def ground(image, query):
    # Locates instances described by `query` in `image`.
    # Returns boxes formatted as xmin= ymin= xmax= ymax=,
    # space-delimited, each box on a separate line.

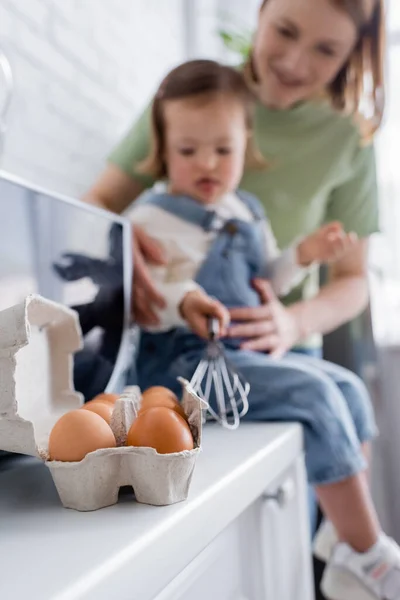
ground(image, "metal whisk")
xmin=190 ymin=318 xmax=250 ymax=430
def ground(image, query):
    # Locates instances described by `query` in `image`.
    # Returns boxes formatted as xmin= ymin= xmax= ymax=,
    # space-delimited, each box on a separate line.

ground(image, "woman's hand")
xmin=180 ymin=289 xmax=230 ymax=340
xmin=228 ymin=280 xmax=302 ymax=358
xmin=132 ymin=226 xmax=167 ymax=326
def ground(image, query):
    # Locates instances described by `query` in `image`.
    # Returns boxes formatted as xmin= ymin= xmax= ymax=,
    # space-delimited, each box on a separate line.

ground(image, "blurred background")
xmin=0 ymin=0 xmax=399 ymax=305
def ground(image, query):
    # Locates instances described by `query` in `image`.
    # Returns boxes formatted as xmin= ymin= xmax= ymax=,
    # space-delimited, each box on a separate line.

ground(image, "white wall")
xmin=0 ymin=0 xmax=186 ymax=198
xmin=188 ymin=0 xmax=260 ymax=65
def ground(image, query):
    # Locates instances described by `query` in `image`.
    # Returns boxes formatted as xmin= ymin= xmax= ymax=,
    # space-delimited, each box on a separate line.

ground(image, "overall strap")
xmin=136 ymin=190 xmax=222 ymax=231
xmin=236 ymin=189 xmax=266 ymax=221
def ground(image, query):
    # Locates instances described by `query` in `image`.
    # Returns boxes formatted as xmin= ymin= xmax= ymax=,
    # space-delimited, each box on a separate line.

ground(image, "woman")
xmin=84 ymin=0 xmax=382 ymax=362
xmin=84 ymin=2 xmax=398 ymax=599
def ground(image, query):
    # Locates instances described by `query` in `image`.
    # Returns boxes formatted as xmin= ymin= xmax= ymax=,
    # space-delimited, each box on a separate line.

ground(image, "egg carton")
xmin=0 ymin=294 xmax=205 ymax=511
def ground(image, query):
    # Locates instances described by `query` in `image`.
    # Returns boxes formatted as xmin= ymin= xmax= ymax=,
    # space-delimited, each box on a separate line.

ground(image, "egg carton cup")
xmin=0 ymin=294 xmax=206 ymax=511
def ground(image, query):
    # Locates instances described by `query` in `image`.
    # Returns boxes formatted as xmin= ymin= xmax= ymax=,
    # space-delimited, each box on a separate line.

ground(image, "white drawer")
xmin=154 ymin=519 xmax=248 ymax=600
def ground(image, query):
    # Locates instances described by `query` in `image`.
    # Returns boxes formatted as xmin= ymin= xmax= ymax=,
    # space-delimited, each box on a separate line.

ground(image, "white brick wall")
xmin=0 ymin=0 xmax=186 ymax=198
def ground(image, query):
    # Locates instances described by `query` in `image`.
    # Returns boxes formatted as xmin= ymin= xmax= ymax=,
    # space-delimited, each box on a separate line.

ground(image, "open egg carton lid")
xmin=0 ymin=294 xmax=207 ymax=510
xmin=0 ymin=294 xmax=84 ymax=458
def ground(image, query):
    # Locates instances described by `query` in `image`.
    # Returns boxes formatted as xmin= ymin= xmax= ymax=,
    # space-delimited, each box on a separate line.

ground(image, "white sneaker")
xmin=321 ymin=534 xmax=400 ymax=600
xmin=314 ymin=520 xmax=338 ymax=562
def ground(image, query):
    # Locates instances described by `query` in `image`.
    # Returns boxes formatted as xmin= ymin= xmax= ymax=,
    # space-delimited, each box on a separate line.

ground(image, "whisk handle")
xmin=208 ymin=317 xmax=220 ymax=340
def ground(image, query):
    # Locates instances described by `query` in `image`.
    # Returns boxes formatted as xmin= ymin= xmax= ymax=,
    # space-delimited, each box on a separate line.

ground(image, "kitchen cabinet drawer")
xmin=154 ymin=518 xmax=248 ymax=600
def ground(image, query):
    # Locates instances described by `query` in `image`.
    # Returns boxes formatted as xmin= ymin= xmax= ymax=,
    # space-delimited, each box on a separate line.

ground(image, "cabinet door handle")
xmin=262 ymin=477 xmax=295 ymax=507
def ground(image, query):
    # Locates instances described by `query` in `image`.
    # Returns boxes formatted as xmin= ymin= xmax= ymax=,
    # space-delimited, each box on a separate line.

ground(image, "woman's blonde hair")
xmin=139 ymin=59 xmax=266 ymax=179
xmin=254 ymin=0 xmax=385 ymax=138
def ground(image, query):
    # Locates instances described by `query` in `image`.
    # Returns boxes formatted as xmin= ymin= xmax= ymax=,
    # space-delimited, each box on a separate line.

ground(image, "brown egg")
xmin=140 ymin=386 xmax=187 ymax=420
xmin=126 ymin=407 xmax=194 ymax=454
xmin=82 ymin=401 xmax=113 ymax=424
xmin=82 ymin=398 xmax=107 ymax=408
xmin=89 ymin=393 xmax=119 ymax=406
xmin=142 ymin=386 xmax=178 ymax=402
xmin=49 ymin=410 xmax=116 ymax=462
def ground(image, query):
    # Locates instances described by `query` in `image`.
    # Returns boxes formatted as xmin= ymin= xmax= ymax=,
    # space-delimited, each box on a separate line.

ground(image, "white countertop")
xmin=0 ymin=423 xmax=302 ymax=600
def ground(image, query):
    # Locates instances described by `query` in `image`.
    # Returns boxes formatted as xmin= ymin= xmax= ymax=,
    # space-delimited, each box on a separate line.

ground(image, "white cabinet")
xmin=0 ymin=424 xmax=313 ymax=600
xmin=154 ymin=520 xmax=249 ymax=600
xmin=154 ymin=456 xmax=313 ymax=600
xmin=258 ymin=457 xmax=313 ymax=600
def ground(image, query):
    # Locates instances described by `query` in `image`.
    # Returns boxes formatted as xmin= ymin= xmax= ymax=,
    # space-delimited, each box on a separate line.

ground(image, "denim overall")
xmin=135 ymin=190 xmax=376 ymax=504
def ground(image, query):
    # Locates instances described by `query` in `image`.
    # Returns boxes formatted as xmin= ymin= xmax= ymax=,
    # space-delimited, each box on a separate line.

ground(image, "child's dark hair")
xmin=139 ymin=59 xmax=266 ymax=178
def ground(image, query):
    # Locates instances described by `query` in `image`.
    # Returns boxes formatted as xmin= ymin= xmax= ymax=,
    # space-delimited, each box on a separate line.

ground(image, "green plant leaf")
xmin=217 ymin=26 xmax=253 ymax=59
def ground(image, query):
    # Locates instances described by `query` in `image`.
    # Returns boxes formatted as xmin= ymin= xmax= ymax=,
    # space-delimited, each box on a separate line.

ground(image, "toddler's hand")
xmin=180 ymin=290 xmax=230 ymax=340
xmin=297 ymin=222 xmax=358 ymax=266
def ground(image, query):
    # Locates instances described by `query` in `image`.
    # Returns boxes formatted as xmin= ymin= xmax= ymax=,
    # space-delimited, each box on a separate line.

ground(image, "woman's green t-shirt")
xmin=109 ymin=100 xmax=379 ymax=344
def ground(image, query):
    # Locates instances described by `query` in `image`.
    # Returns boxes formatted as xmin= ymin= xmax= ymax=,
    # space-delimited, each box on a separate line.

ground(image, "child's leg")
xmin=316 ymin=474 xmax=379 ymax=552
xmin=225 ymin=350 xmax=378 ymax=548
xmin=286 ymin=351 xmax=377 ymax=449
xmin=317 ymin=359 xmax=375 ymax=480
xmin=285 ymin=353 xmax=378 ymax=547
xmin=221 ymin=350 xmax=400 ymax=599
xmin=286 ymin=354 xmax=376 ymax=493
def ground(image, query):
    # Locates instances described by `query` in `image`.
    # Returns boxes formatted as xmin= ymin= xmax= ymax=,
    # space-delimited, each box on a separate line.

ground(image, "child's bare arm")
xmin=263 ymin=221 xmax=358 ymax=298
xmin=297 ymin=222 xmax=359 ymax=267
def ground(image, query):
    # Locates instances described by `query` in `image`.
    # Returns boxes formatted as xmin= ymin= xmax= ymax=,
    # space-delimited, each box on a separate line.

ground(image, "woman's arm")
xmin=228 ymin=238 xmax=369 ymax=355
xmin=289 ymin=238 xmax=369 ymax=339
xmin=229 ymin=140 xmax=377 ymax=354
xmin=83 ymin=105 xmax=154 ymax=213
